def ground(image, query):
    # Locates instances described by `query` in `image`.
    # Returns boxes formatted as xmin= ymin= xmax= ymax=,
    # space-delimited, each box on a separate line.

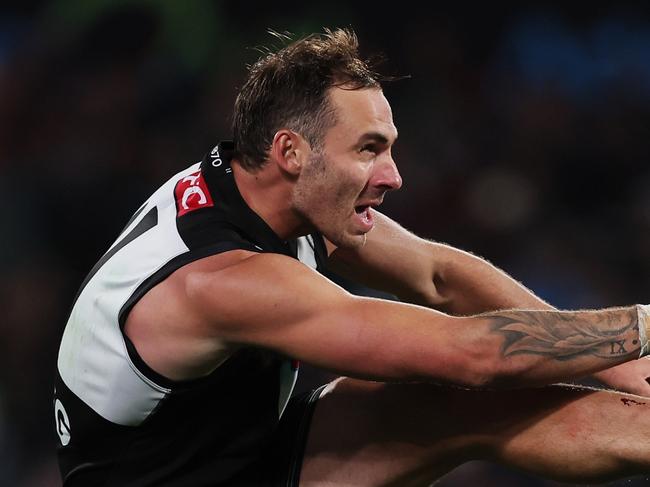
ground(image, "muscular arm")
xmin=186 ymin=252 xmax=646 ymax=389
xmin=328 ymin=210 xmax=650 ymax=393
xmin=327 ymin=210 xmax=553 ymax=315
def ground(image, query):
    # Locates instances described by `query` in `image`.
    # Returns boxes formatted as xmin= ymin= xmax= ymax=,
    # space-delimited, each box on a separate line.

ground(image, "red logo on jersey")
xmin=174 ymin=171 xmax=214 ymax=217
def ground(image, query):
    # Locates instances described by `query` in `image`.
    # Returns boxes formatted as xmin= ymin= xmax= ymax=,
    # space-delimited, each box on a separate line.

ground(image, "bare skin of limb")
xmin=131 ymin=252 xmax=645 ymax=387
xmin=328 ymin=210 xmax=650 ymax=395
xmin=300 ymin=378 xmax=650 ymax=486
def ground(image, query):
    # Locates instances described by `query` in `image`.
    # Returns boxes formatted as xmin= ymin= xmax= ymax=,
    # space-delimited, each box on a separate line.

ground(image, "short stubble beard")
xmin=292 ymin=150 xmax=364 ymax=249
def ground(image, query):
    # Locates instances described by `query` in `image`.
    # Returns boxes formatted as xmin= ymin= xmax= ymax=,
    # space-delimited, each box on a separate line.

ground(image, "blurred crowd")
xmin=1 ymin=1 xmax=649 ymax=485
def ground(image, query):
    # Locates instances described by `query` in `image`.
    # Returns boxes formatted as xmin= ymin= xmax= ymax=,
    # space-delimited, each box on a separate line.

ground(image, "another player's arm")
xmin=327 ymin=210 xmax=553 ymax=314
xmin=185 ymin=252 xmax=647 ymax=388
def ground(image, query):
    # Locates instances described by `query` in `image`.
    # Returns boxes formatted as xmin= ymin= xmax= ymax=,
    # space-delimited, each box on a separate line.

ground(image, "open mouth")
xmin=354 ymin=204 xmax=373 ymax=228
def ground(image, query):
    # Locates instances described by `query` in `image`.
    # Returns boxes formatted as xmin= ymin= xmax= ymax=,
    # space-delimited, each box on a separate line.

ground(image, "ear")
xmin=269 ymin=129 xmax=308 ymax=176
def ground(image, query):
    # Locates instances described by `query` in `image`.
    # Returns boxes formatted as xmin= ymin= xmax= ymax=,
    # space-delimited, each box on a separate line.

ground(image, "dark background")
xmin=2 ymin=1 xmax=650 ymax=485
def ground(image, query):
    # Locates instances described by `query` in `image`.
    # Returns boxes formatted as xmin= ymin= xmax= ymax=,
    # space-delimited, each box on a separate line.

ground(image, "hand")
xmin=592 ymin=358 xmax=650 ymax=397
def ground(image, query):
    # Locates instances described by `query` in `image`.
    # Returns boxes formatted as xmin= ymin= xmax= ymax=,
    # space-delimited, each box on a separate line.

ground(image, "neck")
xmin=231 ymin=160 xmax=312 ymax=240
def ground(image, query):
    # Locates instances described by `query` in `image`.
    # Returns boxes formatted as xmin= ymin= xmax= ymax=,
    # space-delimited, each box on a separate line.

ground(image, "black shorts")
xmin=266 ymin=384 xmax=327 ymax=486
xmin=269 ymin=385 xmax=326 ymax=487
xmin=201 ymin=384 xmax=327 ymax=487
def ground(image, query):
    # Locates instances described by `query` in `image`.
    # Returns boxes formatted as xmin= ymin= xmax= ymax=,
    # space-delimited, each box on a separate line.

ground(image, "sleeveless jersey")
xmin=53 ymin=141 xmax=328 ymax=486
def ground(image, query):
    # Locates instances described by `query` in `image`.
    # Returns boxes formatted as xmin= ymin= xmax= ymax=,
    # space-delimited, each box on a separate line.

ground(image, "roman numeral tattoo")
xmin=486 ymin=308 xmax=640 ymax=361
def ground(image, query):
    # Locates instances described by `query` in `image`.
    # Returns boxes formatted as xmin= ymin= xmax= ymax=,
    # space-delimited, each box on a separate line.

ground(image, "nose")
xmin=373 ymin=154 xmax=403 ymax=191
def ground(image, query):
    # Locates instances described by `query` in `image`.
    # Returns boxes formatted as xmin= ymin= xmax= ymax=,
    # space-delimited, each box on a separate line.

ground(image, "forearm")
xmin=326 ymin=212 xmax=555 ymax=313
xmin=467 ymin=306 xmax=646 ymax=388
xmin=429 ymin=243 xmax=554 ymax=315
xmin=339 ymin=300 xmax=648 ymax=389
xmin=294 ymin=294 xmax=648 ymax=388
xmin=427 ymin=244 xmax=650 ymax=388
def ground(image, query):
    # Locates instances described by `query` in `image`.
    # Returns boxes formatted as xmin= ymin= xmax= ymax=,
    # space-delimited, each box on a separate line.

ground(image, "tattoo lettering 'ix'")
xmin=488 ymin=309 xmax=640 ymax=361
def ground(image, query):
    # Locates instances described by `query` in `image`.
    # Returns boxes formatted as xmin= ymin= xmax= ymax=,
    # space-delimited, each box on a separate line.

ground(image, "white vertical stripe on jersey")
xmin=296 ymin=235 xmax=318 ymax=269
xmin=277 ymin=235 xmax=317 ymax=417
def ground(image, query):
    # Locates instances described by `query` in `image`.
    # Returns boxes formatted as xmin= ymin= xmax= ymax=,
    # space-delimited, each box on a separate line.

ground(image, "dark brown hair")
xmin=232 ymin=28 xmax=388 ymax=170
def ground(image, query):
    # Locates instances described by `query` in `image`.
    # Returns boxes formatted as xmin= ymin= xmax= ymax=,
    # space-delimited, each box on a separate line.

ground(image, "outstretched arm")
xmin=327 ymin=210 xmax=650 ymax=394
xmin=185 ymin=252 xmax=648 ymax=389
xmin=326 ymin=210 xmax=553 ymax=314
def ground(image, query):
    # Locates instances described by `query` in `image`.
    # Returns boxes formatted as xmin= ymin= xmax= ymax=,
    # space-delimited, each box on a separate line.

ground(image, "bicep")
xmin=184 ymin=253 xmax=490 ymax=384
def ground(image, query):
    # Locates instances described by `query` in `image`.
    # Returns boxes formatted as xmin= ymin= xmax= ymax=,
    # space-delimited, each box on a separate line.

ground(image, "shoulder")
xmin=182 ymin=250 xmax=325 ymax=308
xmin=144 ymin=250 xmax=323 ymax=326
xmin=124 ymin=249 xmax=309 ymax=380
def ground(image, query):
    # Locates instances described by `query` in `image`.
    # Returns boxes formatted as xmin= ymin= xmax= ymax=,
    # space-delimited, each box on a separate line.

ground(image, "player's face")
xmin=293 ymin=87 xmax=402 ymax=248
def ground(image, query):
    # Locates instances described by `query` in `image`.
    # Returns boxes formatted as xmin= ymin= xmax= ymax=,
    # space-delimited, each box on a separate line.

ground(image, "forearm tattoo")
xmin=486 ymin=308 xmax=640 ymax=361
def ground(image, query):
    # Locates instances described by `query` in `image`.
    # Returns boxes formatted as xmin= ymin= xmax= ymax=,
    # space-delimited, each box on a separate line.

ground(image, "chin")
xmin=328 ymin=230 xmax=367 ymax=250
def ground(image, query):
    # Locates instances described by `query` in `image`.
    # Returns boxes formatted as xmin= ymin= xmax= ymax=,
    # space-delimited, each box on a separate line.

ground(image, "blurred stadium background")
xmin=2 ymin=1 xmax=650 ymax=485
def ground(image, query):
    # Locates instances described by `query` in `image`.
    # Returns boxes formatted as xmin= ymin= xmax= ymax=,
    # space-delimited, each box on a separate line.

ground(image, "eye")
xmin=360 ymin=144 xmax=377 ymax=155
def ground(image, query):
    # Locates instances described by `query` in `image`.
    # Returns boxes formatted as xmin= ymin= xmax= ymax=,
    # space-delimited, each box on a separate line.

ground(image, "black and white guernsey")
xmin=54 ymin=141 xmax=328 ymax=486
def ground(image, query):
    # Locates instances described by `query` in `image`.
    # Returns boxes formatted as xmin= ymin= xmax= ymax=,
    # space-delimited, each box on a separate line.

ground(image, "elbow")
xmin=462 ymin=359 xmax=502 ymax=390
xmin=408 ymin=273 xmax=452 ymax=310
xmin=469 ymin=354 xmax=537 ymax=390
xmin=446 ymin=337 xmax=529 ymax=390
xmin=440 ymin=342 xmax=503 ymax=390
xmin=458 ymin=361 xmax=519 ymax=391
xmin=415 ymin=316 xmax=541 ymax=390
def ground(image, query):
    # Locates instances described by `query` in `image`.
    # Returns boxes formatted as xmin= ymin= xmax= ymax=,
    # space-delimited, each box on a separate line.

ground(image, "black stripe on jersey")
xmin=311 ymin=233 xmax=328 ymax=271
xmin=118 ymin=201 xmax=148 ymax=236
xmin=72 ymin=207 xmax=158 ymax=305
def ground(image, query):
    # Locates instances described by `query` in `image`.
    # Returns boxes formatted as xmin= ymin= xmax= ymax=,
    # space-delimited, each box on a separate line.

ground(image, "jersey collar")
xmin=200 ymin=141 xmax=298 ymax=258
